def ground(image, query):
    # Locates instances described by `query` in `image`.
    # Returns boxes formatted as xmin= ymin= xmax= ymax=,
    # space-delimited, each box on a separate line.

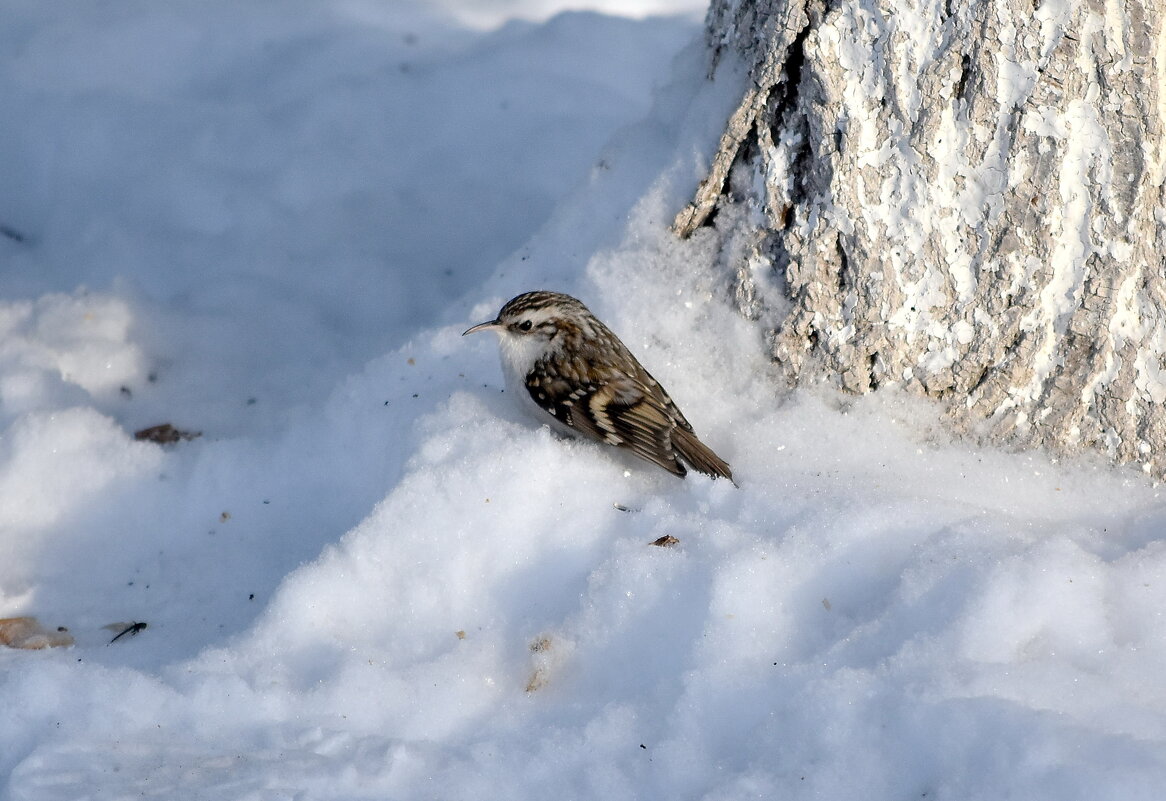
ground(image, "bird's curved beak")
xmin=462 ymin=319 xmax=501 ymax=336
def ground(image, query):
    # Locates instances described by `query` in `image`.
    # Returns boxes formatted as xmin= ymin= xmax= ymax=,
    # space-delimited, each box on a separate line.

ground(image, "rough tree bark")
xmin=677 ymin=0 xmax=1166 ymax=474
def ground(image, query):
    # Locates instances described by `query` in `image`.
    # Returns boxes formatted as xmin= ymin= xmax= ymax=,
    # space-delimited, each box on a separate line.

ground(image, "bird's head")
xmin=463 ymin=291 xmax=591 ymax=366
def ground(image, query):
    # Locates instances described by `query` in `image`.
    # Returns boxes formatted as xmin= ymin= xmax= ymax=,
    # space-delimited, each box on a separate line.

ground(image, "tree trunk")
xmin=678 ymin=0 xmax=1166 ymax=475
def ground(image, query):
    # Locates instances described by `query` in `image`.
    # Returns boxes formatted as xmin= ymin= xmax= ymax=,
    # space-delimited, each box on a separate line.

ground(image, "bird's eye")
xmin=518 ymin=320 xmax=533 ymax=332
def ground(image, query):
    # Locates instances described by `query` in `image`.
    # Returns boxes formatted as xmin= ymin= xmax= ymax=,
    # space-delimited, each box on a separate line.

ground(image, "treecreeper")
xmin=464 ymin=291 xmax=734 ymax=482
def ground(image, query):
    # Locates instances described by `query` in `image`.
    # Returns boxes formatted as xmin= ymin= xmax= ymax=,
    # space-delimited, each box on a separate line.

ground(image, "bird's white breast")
xmin=495 ymin=331 xmax=574 ymax=435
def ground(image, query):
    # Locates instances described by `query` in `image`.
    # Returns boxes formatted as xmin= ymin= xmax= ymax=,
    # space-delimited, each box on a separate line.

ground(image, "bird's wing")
xmin=525 ymin=367 xmax=687 ymax=476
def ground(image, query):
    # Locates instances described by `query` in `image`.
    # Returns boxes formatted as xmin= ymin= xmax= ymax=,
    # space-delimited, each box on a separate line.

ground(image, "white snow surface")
xmin=2 ymin=1 xmax=1166 ymax=799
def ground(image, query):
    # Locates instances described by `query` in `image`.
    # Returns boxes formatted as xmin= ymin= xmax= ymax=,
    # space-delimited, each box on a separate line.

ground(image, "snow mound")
xmin=1 ymin=2 xmax=1165 ymax=799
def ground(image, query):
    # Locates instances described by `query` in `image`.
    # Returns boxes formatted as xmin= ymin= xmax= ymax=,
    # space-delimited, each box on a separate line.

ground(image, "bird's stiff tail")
xmin=671 ymin=427 xmax=734 ymax=484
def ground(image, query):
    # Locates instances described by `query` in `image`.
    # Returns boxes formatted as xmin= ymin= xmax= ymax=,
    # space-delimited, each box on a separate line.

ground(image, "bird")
xmin=463 ymin=290 xmax=733 ymax=482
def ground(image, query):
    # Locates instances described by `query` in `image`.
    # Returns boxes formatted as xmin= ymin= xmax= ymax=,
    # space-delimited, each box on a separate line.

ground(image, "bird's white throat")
xmin=496 ymin=329 xmax=555 ymax=385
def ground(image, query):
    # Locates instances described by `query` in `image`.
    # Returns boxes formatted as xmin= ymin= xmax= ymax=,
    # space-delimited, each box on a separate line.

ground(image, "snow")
xmin=2 ymin=1 xmax=1166 ymax=799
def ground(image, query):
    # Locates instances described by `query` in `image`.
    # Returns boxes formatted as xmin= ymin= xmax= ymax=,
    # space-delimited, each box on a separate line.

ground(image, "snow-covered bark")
xmin=680 ymin=0 xmax=1166 ymax=473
